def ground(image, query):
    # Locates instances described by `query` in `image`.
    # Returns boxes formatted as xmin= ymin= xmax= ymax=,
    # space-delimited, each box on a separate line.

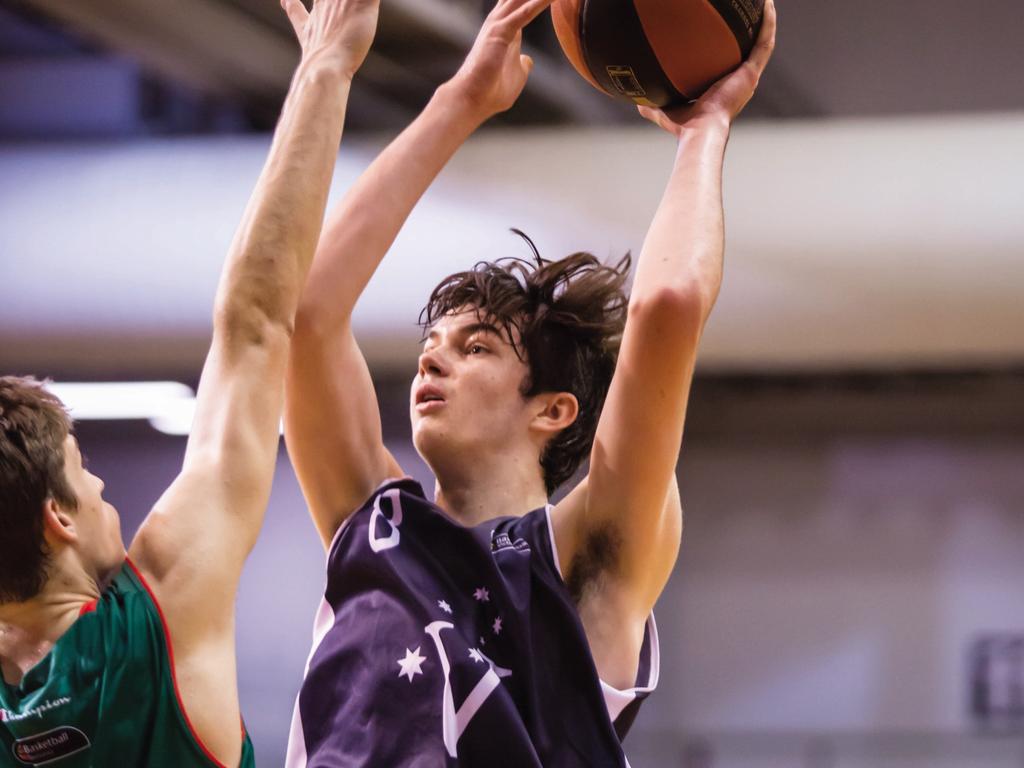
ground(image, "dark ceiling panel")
xmin=1 ymin=0 xmax=1021 ymax=138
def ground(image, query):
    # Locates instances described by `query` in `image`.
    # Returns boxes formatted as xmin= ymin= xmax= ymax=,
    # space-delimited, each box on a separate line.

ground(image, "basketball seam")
xmin=702 ymin=0 xmax=762 ymax=56
xmin=577 ymin=0 xmax=690 ymax=107
xmin=576 ymin=0 xmax=601 ymax=91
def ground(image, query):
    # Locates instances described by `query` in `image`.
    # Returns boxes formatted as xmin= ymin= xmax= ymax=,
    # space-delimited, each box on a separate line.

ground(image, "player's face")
xmin=411 ymin=308 xmax=535 ymax=470
xmin=61 ymin=436 xmax=125 ymax=586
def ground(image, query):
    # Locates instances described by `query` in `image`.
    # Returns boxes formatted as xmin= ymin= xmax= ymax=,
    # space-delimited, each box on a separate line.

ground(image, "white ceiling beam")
xmin=1 ymin=114 xmax=1021 ymax=375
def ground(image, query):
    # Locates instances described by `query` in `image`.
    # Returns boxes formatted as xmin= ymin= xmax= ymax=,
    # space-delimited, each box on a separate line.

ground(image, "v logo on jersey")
xmin=368 ymin=489 xmax=404 ymax=553
xmin=425 ymin=621 xmax=512 ymax=757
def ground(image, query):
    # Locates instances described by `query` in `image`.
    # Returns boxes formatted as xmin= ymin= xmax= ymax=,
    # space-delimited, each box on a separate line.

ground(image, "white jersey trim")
xmin=600 ymin=614 xmax=660 ymax=721
xmin=543 ymin=505 xmax=661 ymax=724
xmin=544 ymin=504 xmax=564 ymax=580
xmin=285 ymin=596 xmax=338 ymax=768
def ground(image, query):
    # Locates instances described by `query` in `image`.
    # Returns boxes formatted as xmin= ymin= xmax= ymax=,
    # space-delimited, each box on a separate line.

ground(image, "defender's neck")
xmin=0 ymin=557 xmax=100 ymax=686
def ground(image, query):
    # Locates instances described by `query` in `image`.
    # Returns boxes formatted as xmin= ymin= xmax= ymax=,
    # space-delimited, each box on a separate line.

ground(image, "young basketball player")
xmin=0 ymin=1 xmax=380 ymax=764
xmin=284 ymin=1 xmax=776 ymax=765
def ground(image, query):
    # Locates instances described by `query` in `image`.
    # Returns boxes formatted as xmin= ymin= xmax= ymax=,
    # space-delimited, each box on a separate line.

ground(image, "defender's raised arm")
xmin=126 ymin=1 xmax=379 ymax=764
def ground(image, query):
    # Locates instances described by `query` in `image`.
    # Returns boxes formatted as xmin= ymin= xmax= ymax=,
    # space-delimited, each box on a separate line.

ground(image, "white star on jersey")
xmin=473 ymin=587 xmax=490 ymax=602
xmin=492 ymin=616 xmax=503 ymax=635
xmin=438 ymin=599 xmax=453 ymax=614
xmin=468 ymin=648 xmax=485 ymax=664
xmin=397 ymin=647 xmax=426 ymax=682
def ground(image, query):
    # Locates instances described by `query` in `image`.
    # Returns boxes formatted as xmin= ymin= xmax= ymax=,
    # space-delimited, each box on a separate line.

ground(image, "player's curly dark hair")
xmin=0 ymin=376 xmax=77 ymax=603
xmin=420 ymin=230 xmax=630 ymax=494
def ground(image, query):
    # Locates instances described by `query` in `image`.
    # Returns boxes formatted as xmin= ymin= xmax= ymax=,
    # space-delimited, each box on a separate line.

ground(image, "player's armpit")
xmin=552 ymin=472 xmax=682 ymax=616
xmin=550 ymin=475 xmax=680 ymax=690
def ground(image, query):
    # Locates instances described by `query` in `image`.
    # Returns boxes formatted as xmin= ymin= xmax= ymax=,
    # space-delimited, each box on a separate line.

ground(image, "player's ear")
xmin=530 ymin=391 xmax=579 ymax=436
xmin=42 ymin=497 xmax=78 ymax=546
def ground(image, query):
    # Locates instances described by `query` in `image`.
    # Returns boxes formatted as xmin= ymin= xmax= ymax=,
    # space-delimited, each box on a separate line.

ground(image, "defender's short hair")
xmin=420 ymin=231 xmax=630 ymax=494
xmin=0 ymin=376 xmax=77 ymax=603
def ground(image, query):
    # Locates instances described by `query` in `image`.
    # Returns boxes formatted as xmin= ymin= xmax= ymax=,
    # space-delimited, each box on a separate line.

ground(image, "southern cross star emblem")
xmin=492 ymin=616 xmax=503 ymax=635
xmin=468 ymin=648 xmax=485 ymax=664
xmin=397 ymin=647 xmax=426 ymax=682
xmin=438 ymin=599 xmax=453 ymax=614
xmin=473 ymin=587 xmax=490 ymax=603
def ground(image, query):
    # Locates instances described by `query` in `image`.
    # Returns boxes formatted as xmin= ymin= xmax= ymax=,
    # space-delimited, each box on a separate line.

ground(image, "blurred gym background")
xmin=1 ymin=0 xmax=1023 ymax=765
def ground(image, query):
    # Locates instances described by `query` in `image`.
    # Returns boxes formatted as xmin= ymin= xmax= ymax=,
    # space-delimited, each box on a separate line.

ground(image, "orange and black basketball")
xmin=551 ymin=0 xmax=765 ymax=108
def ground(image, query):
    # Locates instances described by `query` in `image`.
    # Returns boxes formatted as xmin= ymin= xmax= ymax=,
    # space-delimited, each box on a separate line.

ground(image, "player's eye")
xmin=467 ymin=343 xmax=487 ymax=355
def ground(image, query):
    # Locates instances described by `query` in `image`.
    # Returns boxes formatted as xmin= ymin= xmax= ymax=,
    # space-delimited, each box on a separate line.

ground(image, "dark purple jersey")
xmin=286 ymin=477 xmax=659 ymax=767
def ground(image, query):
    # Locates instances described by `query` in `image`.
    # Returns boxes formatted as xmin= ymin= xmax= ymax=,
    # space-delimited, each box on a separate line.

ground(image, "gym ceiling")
xmin=1 ymin=0 xmax=1021 ymax=138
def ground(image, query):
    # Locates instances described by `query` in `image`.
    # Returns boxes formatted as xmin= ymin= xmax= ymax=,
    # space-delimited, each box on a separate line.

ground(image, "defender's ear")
xmin=530 ymin=392 xmax=579 ymax=436
xmin=42 ymin=498 xmax=77 ymax=546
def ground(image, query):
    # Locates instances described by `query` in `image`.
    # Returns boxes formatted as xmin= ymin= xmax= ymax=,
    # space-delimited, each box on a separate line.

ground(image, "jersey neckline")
xmin=327 ymin=475 xmax=550 ymax=556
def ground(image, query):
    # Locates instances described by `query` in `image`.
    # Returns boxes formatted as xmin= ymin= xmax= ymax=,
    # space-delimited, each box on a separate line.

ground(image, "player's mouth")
xmin=414 ymin=383 xmax=447 ymax=414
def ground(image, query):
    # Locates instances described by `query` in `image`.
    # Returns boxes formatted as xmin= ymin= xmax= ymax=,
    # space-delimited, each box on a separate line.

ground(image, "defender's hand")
xmin=638 ymin=0 xmax=776 ymax=136
xmin=445 ymin=0 xmax=554 ymax=121
xmin=282 ymin=0 xmax=380 ymax=79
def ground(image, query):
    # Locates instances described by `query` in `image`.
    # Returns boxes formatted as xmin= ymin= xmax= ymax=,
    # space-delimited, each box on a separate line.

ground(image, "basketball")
xmin=551 ymin=0 xmax=766 ymax=108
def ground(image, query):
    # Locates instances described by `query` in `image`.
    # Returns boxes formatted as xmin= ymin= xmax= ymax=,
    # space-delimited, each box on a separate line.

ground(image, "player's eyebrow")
xmin=459 ymin=322 xmax=503 ymax=340
xmin=425 ymin=322 xmax=504 ymax=344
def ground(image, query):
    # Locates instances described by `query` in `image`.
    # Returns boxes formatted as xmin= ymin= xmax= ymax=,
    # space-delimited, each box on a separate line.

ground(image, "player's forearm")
xmin=296 ymin=84 xmax=484 ymax=330
xmin=630 ymin=114 xmax=731 ymax=322
xmin=213 ymin=56 xmax=352 ymax=339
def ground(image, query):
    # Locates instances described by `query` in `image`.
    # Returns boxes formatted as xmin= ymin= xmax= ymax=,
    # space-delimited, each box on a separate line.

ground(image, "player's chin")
xmin=410 ymin=417 xmax=433 ymax=444
xmin=411 ymin=419 xmax=448 ymax=459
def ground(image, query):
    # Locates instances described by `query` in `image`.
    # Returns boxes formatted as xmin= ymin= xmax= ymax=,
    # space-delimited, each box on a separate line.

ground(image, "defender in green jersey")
xmin=0 ymin=1 xmax=381 ymax=764
xmin=1 ymin=563 xmax=256 ymax=767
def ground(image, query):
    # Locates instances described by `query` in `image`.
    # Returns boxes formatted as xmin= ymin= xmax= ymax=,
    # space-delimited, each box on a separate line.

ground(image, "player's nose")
xmin=417 ymin=348 xmax=449 ymax=379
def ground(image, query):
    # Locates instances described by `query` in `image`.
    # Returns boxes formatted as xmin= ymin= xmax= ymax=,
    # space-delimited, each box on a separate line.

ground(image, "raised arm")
xmin=285 ymin=0 xmax=553 ymax=547
xmin=126 ymin=1 xmax=379 ymax=764
xmin=554 ymin=2 xmax=777 ymax=630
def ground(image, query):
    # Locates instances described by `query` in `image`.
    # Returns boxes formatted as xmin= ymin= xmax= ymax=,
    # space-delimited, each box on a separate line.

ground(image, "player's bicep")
xmin=128 ymin=331 xmax=293 ymax=625
xmin=129 ymin=466 xmax=245 ymax=624
xmin=183 ymin=330 xmax=289 ymax=518
xmin=584 ymin=293 xmax=700 ymax=588
xmin=636 ymin=475 xmax=683 ymax=606
xmin=285 ymin=320 xmax=402 ymax=548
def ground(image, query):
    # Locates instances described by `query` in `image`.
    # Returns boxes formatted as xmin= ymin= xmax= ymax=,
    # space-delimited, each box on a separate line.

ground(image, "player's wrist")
xmin=676 ymin=109 xmax=732 ymax=140
xmin=296 ymin=47 xmax=359 ymax=86
xmin=431 ymin=81 xmax=491 ymax=132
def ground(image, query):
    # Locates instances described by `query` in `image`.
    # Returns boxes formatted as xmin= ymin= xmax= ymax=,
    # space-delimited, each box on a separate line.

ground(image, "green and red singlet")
xmin=0 ymin=561 xmax=255 ymax=767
